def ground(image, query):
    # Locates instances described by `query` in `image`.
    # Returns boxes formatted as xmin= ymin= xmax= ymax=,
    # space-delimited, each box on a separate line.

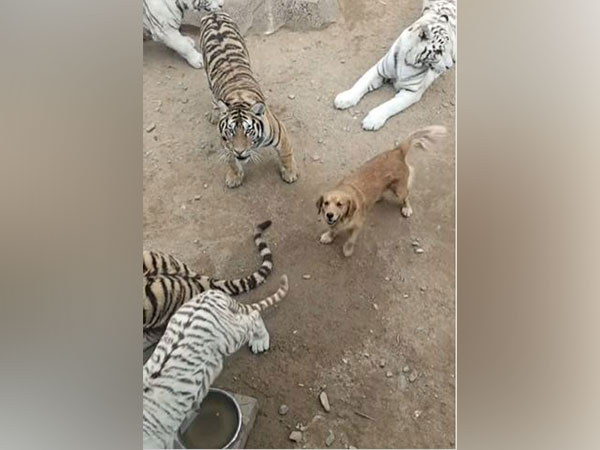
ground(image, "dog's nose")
xmin=326 ymin=212 xmax=333 ymax=219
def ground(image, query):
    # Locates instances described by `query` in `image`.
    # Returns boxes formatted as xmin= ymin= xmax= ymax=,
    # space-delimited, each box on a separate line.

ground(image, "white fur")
xmin=334 ymin=0 xmax=456 ymax=130
xmin=143 ymin=0 xmax=223 ymax=68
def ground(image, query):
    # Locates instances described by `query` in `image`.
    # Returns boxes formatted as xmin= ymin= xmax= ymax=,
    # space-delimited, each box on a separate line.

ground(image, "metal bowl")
xmin=174 ymin=388 xmax=242 ymax=449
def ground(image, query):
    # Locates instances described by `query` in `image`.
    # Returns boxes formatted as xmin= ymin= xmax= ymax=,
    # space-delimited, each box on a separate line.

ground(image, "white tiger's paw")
xmin=334 ymin=90 xmax=359 ymax=110
xmin=185 ymin=50 xmax=203 ymax=69
xmin=225 ymin=169 xmax=244 ymax=188
xmin=249 ymin=334 xmax=270 ymax=354
xmin=401 ymin=204 xmax=413 ymax=217
xmin=362 ymin=111 xmax=387 ymax=131
xmin=320 ymin=231 xmax=334 ymax=244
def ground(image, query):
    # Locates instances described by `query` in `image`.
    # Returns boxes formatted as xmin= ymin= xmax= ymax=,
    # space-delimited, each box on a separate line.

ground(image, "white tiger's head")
xmin=217 ymin=100 xmax=266 ymax=162
xmin=404 ymin=21 xmax=454 ymax=74
xmin=185 ymin=0 xmax=224 ymax=12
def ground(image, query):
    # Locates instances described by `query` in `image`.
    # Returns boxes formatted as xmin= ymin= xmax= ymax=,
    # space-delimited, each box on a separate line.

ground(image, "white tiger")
xmin=334 ymin=0 xmax=456 ymax=131
xmin=142 ymin=275 xmax=289 ymax=449
xmin=143 ymin=0 xmax=223 ymax=68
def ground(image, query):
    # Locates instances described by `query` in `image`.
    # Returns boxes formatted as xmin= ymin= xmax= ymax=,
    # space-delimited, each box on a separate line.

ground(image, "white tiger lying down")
xmin=143 ymin=0 xmax=223 ymax=68
xmin=142 ymin=275 xmax=288 ymax=449
xmin=334 ymin=0 xmax=456 ymax=131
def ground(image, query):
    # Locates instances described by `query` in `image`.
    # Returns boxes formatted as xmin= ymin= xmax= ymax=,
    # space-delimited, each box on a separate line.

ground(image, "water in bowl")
xmin=181 ymin=391 xmax=239 ymax=449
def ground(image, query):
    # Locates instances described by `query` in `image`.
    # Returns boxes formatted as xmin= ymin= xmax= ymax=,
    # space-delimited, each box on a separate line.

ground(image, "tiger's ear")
xmin=217 ymin=99 xmax=229 ymax=114
xmin=316 ymin=195 xmax=324 ymax=214
xmin=251 ymin=102 xmax=265 ymax=116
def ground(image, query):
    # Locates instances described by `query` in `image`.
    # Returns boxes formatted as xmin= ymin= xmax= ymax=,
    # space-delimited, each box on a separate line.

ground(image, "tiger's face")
xmin=191 ymin=0 xmax=224 ymax=12
xmin=405 ymin=22 xmax=454 ymax=73
xmin=218 ymin=101 xmax=265 ymax=161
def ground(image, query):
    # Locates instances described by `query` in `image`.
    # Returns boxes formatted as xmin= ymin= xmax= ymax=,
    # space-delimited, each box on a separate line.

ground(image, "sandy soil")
xmin=143 ymin=1 xmax=455 ymax=448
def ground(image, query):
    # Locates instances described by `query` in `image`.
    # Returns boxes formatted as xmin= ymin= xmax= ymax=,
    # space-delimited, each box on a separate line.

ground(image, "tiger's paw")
xmin=280 ymin=166 xmax=298 ymax=184
xmin=334 ymin=90 xmax=359 ymax=110
xmin=185 ymin=50 xmax=203 ymax=69
xmin=362 ymin=111 xmax=387 ymax=131
xmin=249 ymin=334 xmax=270 ymax=354
xmin=225 ymin=170 xmax=244 ymax=188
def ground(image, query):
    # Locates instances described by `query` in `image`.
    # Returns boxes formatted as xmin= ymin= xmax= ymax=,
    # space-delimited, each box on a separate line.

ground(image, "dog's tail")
xmin=397 ymin=125 xmax=447 ymax=157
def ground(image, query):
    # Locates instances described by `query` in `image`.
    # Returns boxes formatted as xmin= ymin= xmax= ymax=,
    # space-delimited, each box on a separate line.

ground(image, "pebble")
xmin=349 ymin=446 xmax=357 ymax=449
xmin=363 ymin=352 xmax=370 ymax=358
xmin=319 ymin=391 xmax=331 ymax=412
xmin=342 ymin=358 xmax=349 ymax=364
xmin=181 ymin=98 xmax=189 ymax=104
xmin=411 ymin=240 xmax=420 ymax=247
xmin=289 ymin=431 xmax=302 ymax=442
xmin=386 ymin=371 xmax=393 ymax=378
xmin=181 ymin=204 xmax=187 ymax=210
xmin=372 ymin=303 xmax=379 ymax=310
xmin=414 ymin=410 xmax=422 ymax=419
xmin=193 ymin=239 xmax=199 ymax=244
xmin=278 ymin=404 xmax=289 ymax=415
xmin=403 ymin=366 xmax=410 ymax=373
xmin=203 ymin=183 xmax=209 ymax=189
xmin=385 ymin=276 xmax=391 ymax=281
xmin=311 ymin=155 xmax=321 ymax=161
xmin=379 ymin=359 xmax=386 ymax=368
xmin=288 ymin=94 xmax=296 ymax=100
xmin=194 ymin=195 xmax=201 ymax=201
xmin=415 ymin=248 xmax=424 ymax=254
xmin=409 ymin=371 xmax=418 ymax=383
xmin=403 ymin=294 xmax=409 ymax=299
xmin=340 ymin=59 xmax=346 ymax=64
xmin=302 ymin=274 xmax=311 ymax=280
xmin=325 ymin=430 xmax=335 ymax=447
xmin=145 ymin=124 xmax=156 ymax=133
xmin=318 ymin=138 xmax=324 ymax=144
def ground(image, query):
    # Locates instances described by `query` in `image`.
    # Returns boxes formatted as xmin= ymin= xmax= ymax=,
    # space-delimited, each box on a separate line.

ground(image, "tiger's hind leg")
xmin=247 ymin=312 xmax=270 ymax=354
xmin=225 ymin=157 xmax=245 ymax=188
xmin=159 ymin=28 xmax=203 ymax=69
xmin=334 ymin=61 xmax=386 ymax=110
xmin=271 ymin=118 xmax=298 ymax=184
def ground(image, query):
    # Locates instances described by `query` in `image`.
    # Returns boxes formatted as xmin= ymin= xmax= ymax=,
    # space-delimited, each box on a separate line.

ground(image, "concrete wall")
xmin=183 ymin=0 xmax=339 ymax=36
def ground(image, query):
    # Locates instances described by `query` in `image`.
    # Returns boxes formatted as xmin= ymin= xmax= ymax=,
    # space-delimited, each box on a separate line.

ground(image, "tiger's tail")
xmin=397 ymin=125 xmax=447 ymax=157
xmin=238 ymin=275 xmax=289 ymax=314
xmin=206 ymin=220 xmax=274 ymax=295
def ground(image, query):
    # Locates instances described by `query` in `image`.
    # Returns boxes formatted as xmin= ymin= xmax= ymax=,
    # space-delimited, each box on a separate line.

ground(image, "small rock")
xmin=145 ymin=124 xmax=156 ymax=133
xmin=385 ymin=276 xmax=391 ymax=281
xmin=379 ymin=359 xmax=386 ymax=368
xmin=403 ymin=294 xmax=409 ymax=299
xmin=302 ymin=274 xmax=311 ymax=280
xmin=349 ymin=446 xmax=357 ymax=449
xmin=340 ymin=59 xmax=346 ymax=64
xmin=415 ymin=248 xmax=424 ymax=254
xmin=411 ymin=240 xmax=420 ymax=247
xmin=193 ymin=239 xmax=199 ymax=244
xmin=181 ymin=98 xmax=189 ymax=104
xmin=203 ymin=183 xmax=209 ymax=189
xmin=386 ymin=371 xmax=393 ymax=378
xmin=288 ymin=94 xmax=296 ymax=100
xmin=325 ymin=430 xmax=335 ymax=447
xmin=414 ymin=410 xmax=422 ymax=418
xmin=194 ymin=195 xmax=201 ymax=201
xmin=409 ymin=371 xmax=418 ymax=382
xmin=311 ymin=155 xmax=321 ymax=161
xmin=181 ymin=204 xmax=187 ymax=210
xmin=279 ymin=404 xmax=289 ymax=415
xmin=318 ymin=138 xmax=324 ymax=144
xmin=319 ymin=391 xmax=331 ymax=412
xmin=420 ymin=286 xmax=427 ymax=292
xmin=289 ymin=431 xmax=302 ymax=442
xmin=363 ymin=352 xmax=370 ymax=358
xmin=298 ymin=383 xmax=304 ymax=387
xmin=372 ymin=303 xmax=379 ymax=310
xmin=342 ymin=358 xmax=349 ymax=364
xmin=403 ymin=366 xmax=410 ymax=373
xmin=292 ymin=330 xmax=298 ymax=334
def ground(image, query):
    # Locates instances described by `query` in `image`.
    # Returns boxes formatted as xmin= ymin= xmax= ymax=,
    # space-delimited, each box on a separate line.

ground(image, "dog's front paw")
xmin=280 ymin=165 xmax=298 ymax=184
xmin=249 ymin=334 xmax=270 ymax=354
xmin=401 ymin=204 xmax=413 ymax=217
xmin=334 ymin=90 xmax=359 ymax=110
xmin=186 ymin=50 xmax=203 ymax=69
xmin=342 ymin=241 xmax=355 ymax=257
xmin=320 ymin=231 xmax=334 ymax=244
xmin=225 ymin=169 xmax=244 ymax=188
xmin=362 ymin=111 xmax=387 ymax=131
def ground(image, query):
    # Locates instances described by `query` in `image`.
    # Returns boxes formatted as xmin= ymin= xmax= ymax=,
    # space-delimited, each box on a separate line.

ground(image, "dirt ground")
xmin=143 ymin=1 xmax=455 ymax=448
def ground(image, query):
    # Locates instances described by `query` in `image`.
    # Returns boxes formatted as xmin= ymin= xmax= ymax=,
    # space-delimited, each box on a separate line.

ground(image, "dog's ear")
xmin=316 ymin=195 xmax=324 ymax=214
xmin=344 ymin=197 xmax=357 ymax=219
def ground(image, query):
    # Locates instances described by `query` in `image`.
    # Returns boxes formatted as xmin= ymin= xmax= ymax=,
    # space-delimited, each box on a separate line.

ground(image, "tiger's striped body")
xmin=142 ymin=276 xmax=289 ymax=449
xmin=143 ymin=0 xmax=223 ymax=68
xmin=198 ymin=12 xmax=298 ymax=188
xmin=143 ymin=220 xmax=273 ymax=350
xmin=334 ymin=0 xmax=456 ymax=130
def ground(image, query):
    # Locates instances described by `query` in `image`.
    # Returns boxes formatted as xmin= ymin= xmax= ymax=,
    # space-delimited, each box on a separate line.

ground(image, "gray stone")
xmin=289 ymin=431 xmax=303 ymax=443
xmin=409 ymin=371 xmax=418 ymax=383
xmin=319 ymin=391 xmax=331 ymax=412
xmin=279 ymin=404 xmax=289 ymax=415
xmin=325 ymin=430 xmax=335 ymax=447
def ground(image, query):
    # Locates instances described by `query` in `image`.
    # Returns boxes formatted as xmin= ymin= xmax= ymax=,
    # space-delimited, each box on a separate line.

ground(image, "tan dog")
xmin=316 ymin=125 xmax=447 ymax=257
